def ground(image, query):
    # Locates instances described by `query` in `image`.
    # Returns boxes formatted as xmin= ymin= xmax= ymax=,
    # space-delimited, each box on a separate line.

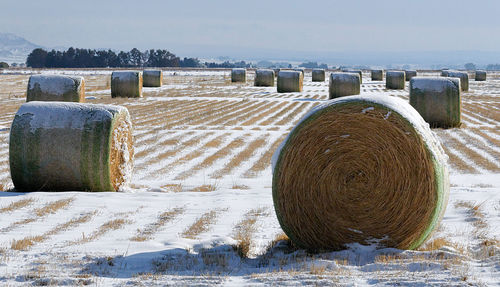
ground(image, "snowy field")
xmin=0 ymin=69 xmax=499 ymax=286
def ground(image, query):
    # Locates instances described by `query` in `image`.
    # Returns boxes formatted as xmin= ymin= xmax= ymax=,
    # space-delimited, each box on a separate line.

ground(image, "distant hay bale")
xmin=111 ymin=71 xmax=143 ymax=98
xmin=143 ymin=70 xmax=163 ymax=87
xmin=409 ymin=77 xmax=461 ymax=128
xmin=272 ymin=95 xmax=449 ymax=251
xmin=312 ymin=69 xmax=326 ymax=82
xmin=405 ymin=70 xmax=417 ymax=81
xmin=273 ymin=68 xmax=281 ymax=77
xmin=277 ymin=70 xmax=303 ymax=93
xmin=475 ymin=71 xmax=487 ymax=81
xmin=9 ymin=101 xmax=134 ymax=192
xmin=254 ymin=69 xmax=275 ymax=86
xmin=441 ymin=70 xmax=450 ymax=77
xmin=445 ymin=71 xmax=469 ymax=92
xmin=386 ymin=71 xmax=405 ymax=89
xmin=343 ymin=70 xmax=362 ymax=84
xmin=329 ymin=72 xmax=361 ymax=99
xmin=27 ymin=75 xmax=85 ymax=103
xmin=231 ymin=68 xmax=246 ymax=82
xmin=371 ymin=70 xmax=384 ymax=81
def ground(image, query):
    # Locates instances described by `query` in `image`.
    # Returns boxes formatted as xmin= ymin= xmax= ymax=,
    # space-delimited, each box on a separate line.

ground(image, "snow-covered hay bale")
xmin=441 ymin=70 xmax=449 ymax=77
xmin=9 ymin=102 xmax=134 ymax=192
xmin=231 ymin=68 xmax=246 ymax=83
xmin=475 ymin=71 xmax=487 ymax=81
xmin=277 ymin=70 xmax=303 ymax=93
xmin=143 ymin=70 xmax=163 ymax=87
xmin=27 ymin=75 xmax=85 ymax=103
xmin=343 ymin=70 xmax=362 ymax=83
xmin=409 ymin=77 xmax=461 ymax=128
xmin=386 ymin=71 xmax=405 ymax=89
xmin=312 ymin=69 xmax=326 ymax=82
xmin=294 ymin=68 xmax=305 ymax=77
xmin=405 ymin=70 xmax=417 ymax=81
xmin=254 ymin=69 xmax=275 ymax=86
xmin=111 ymin=71 xmax=143 ymax=98
xmin=371 ymin=70 xmax=384 ymax=81
xmin=272 ymin=95 xmax=449 ymax=251
xmin=446 ymin=71 xmax=469 ymax=92
xmin=329 ymin=72 xmax=361 ymax=99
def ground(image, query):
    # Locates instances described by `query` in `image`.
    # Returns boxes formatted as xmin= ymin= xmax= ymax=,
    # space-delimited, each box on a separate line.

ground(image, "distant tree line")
xmin=26 ymin=47 xmax=203 ymax=68
xmin=486 ymin=64 xmax=500 ymax=70
xmin=299 ymin=61 xmax=328 ymax=69
xmin=203 ymin=61 xmax=252 ymax=68
xmin=0 ymin=62 xmax=9 ymax=68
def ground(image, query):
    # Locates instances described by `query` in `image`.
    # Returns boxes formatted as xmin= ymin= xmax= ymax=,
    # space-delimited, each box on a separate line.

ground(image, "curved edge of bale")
xmin=27 ymin=75 xmax=85 ymax=103
xmin=108 ymin=107 xmax=134 ymax=191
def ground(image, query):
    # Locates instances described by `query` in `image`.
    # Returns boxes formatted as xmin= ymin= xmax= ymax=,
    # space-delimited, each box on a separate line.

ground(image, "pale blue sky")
xmin=2 ymin=0 xmax=500 ymax=63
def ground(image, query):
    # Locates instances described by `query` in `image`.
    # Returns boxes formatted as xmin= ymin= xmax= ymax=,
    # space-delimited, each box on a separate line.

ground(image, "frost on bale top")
xmin=112 ymin=71 xmax=141 ymax=80
xmin=256 ymin=69 xmax=274 ymax=76
xmin=232 ymin=68 xmax=246 ymax=74
xmin=28 ymin=74 xmax=83 ymax=96
xmin=279 ymin=70 xmax=301 ymax=78
xmin=410 ymin=77 xmax=460 ymax=93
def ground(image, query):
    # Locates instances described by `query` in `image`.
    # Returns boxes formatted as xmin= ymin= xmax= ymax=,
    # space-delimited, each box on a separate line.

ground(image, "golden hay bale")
xmin=343 ymin=70 xmax=363 ymax=84
xmin=405 ymin=70 xmax=417 ymax=81
xmin=9 ymin=101 xmax=134 ymax=192
xmin=272 ymin=95 xmax=449 ymax=251
xmin=445 ymin=71 xmax=469 ymax=92
xmin=409 ymin=77 xmax=461 ymax=128
xmin=277 ymin=70 xmax=303 ymax=93
xmin=329 ymin=72 xmax=360 ymax=99
xmin=371 ymin=70 xmax=384 ymax=81
xmin=254 ymin=69 xmax=275 ymax=86
xmin=312 ymin=69 xmax=326 ymax=82
xmin=111 ymin=71 xmax=143 ymax=98
xmin=231 ymin=68 xmax=246 ymax=82
xmin=386 ymin=71 xmax=405 ymax=89
xmin=475 ymin=70 xmax=487 ymax=81
xmin=143 ymin=70 xmax=163 ymax=87
xmin=27 ymin=75 xmax=85 ymax=103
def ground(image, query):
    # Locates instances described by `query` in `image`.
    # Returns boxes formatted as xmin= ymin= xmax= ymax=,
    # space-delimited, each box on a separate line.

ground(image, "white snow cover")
xmin=231 ymin=68 xmax=246 ymax=74
xmin=278 ymin=70 xmax=301 ymax=79
xmin=112 ymin=71 xmax=142 ymax=81
xmin=28 ymin=74 xmax=83 ymax=95
xmin=329 ymin=72 xmax=360 ymax=82
xmin=410 ymin=77 xmax=460 ymax=92
xmin=386 ymin=70 xmax=405 ymax=77
xmin=255 ymin=69 xmax=274 ymax=77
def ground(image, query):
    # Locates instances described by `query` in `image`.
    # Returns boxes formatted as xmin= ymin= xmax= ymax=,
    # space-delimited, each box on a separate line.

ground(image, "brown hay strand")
xmin=110 ymin=114 xmax=134 ymax=191
xmin=274 ymin=102 xmax=440 ymax=251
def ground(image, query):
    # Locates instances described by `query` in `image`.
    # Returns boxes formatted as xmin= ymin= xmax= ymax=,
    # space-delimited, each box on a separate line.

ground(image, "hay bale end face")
xmin=143 ymin=70 xmax=163 ymax=87
xmin=386 ymin=71 xmax=405 ymax=89
xmin=475 ymin=71 xmax=487 ymax=81
xmin=254 ymin=69 xmax=275 ymax=86
xmin=231 ymin=68 xmax=246 ymax=82
xmin=277 ymin=70 xmax=303 ymax=93
xmin=446 ymin=71 xmax=469 ymax=92
xmin=272 ymin=95 xmax=449 ymax=251
xmin=9 ymin=102 xmax=134 ymax=192
xmin=409 ymin=77 xmax=461 ymax=128
xmin=312 ymin=69 xmax=326 ymax=82
xmin=111 ymin=71 xmax=143 ymax=98
xmin=329 ymin=72 xmax=361 ymax=99
xmin=371 ymin=70 xmax=384 ymax=81
xmin=405 ymin=70 xmax=417 ymax=81
xmin=27 ymin=75 xmax=85 ymax=103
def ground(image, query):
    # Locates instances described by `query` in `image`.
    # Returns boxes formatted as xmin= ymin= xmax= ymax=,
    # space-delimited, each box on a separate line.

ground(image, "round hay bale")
xmin=329 ymin=72 xmax=361 ymax=99
xmin=143 ymin=70 xmax=163 ymax=87
xmin=272 ymin=95 xmax=449 ymax=251
xmin=405 ymin=70 xmax=417 ymax=81
xmin=312 ymin=69 xmax=326 ymax=82
xmin=445 ymin=71 xmax=468 ymax=92
xmin=9 ymin=101 xmax=134 ymax=192
xmin=409 ymin=77 xmax=461 ymax=128
xmin=294 ymin=68 xmax=305 ymax=77
xmin=475 ymin=71 xmax=487 ymax=81
xmin=441 ymin=70 xmax=449 ymax=77
xmin=231 ymin=68 xmax=246 ymax=83
xmin=111 ymin=71 xmax=143 ymax=98
xmin=277 ymin=70 xmax=303 ymax=93
xmin=343 ymin=70 xmax=362 ymax=84
xmin=254 ymin=69 xmax=275 ymax=87
xmin=386 ymin=71 xmax=405 ymax=89
xmin=27 ymin=75 xmax=85 ymax=103
xmin=273 ymin=68 xmax=281 ymax=78
xmin=371 ymin=70 xmax=384 ymax=81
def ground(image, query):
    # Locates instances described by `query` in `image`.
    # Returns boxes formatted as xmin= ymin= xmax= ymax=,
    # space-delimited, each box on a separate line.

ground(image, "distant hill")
xmin=0 ymin=32 xmax=42 ymax=64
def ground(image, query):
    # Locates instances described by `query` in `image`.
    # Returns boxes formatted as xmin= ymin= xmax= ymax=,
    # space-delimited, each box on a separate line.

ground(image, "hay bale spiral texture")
xmin=386 ymin=71 xmax=405 ymax=89
xmin=111 ymin=71 xmax=143 ymax=98
xmin=409 ymin=77 xmax=461 ymax=128
xmin=272 ymin=95 xmax=449 ymax=251
xmin=445 ymin=71 xmax=469 ymax=92
xmin=9 ymin=102 xmax=134 ymax=192
xmin=312 ymin=69 xmax=326 ymax=82
xmin=405 ymin=70 xmax=417 ymax=81
xmin=277 ymin=70 xmax=303 ymax=93
xmin=231 ymin=68 xmax=246 ymax=82
xmin=371 ymin=70 xmax=384 ymax=81
xmin=143 ymin=70 xmax=163 ymax=87
xmin=475 ymin=71 xmax=487 ymax=81
xmin=27 ymin=75 xmax=85 ymax=103
xmin=329 ymin=72 xmax=361 ymax=99
xmin=254 ymin=69 xmax=275 ymax=86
